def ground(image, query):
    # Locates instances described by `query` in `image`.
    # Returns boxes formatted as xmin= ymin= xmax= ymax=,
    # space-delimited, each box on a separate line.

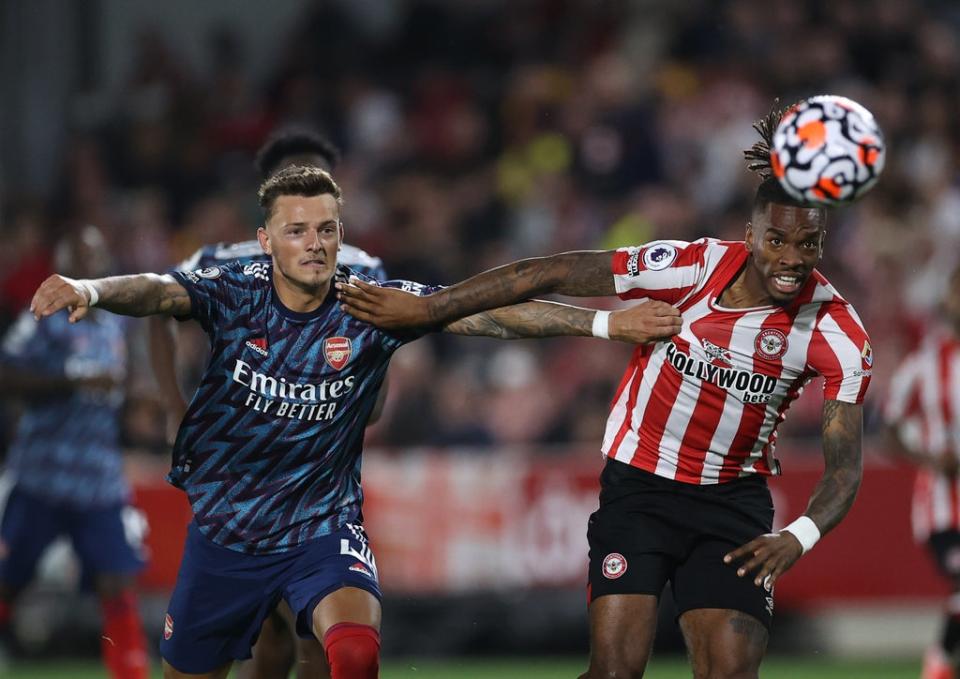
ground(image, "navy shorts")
xmin=160 ymin=520 xmax=381 ymax=674
xmin=0 ymin=485 xmax=146 ymax=589
xmin=587 ymin=459 xmax=775 ymax=629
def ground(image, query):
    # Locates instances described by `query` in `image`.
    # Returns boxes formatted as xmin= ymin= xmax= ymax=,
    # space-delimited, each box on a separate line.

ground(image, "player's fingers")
xmin=724 ymin=542 xmax=757 ymax=565
xmin=348 ymin=277 xmax=380 ymax=293
xmin=69 ymin=305 xmax=90 ymax=323
xmin=336 ymin=283 xmax=369 ymax=302
xmin=341 ymin=303 xmax=373 ymax=322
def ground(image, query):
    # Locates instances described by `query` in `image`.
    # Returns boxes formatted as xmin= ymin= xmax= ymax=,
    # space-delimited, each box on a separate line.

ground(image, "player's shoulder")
xmin=339 ymin=243 xmax=383 ymax=270
xmin=178 ymin=259 xmax=270 ymax=286
xmin=176 ymin=240 xmax=268 ymax=271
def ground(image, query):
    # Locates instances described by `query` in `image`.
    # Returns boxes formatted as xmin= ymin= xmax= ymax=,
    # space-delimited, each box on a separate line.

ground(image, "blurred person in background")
xmin=885 ymin=264 xmax=960 ymax=679
xmin=0 ymin=225 xmax=149 ymax=679
xmin=149 ymin=128 xmax=386 ymax=679
xmin=337 ymin=104 xmax=873 ymax=679
xmin=32 ymin=166 xmax=674 ymax=679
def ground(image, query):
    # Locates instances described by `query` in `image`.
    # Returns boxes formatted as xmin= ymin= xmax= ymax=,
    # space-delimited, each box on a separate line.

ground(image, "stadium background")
xmin=1 ymin=0 xmax=958 ymax=676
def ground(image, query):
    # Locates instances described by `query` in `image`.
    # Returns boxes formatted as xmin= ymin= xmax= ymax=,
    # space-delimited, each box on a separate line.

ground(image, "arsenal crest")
xmin=754 ymin=329 xmax=788 ymax=360
xmin=324 ymin=337 xmax=352 ymax=370
xmin=164 ymin=613 xmax=174 ymax=640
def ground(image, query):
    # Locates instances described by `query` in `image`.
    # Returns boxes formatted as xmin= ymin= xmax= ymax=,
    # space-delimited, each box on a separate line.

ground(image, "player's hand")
xmin=336 ymin=278 xmax=432 ymax=328
xmin=723 ymin=532 xmax=803 ymax=591
xmin=609 ymin=301 xmax=683 ymax=344
xmin=30 ymin=274 xmax=94 ymax=323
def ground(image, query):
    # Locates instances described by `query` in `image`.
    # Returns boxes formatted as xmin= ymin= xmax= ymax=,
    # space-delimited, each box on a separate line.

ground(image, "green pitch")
xmin=3 ymin=656 xmax=922 ymax=678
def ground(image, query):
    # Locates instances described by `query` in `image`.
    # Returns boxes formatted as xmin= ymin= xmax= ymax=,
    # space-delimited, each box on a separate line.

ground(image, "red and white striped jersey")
xmin=885 ymin=332 xmax=960 ymax=541
xmin=601 ymin=238 xmax=872 ymax=485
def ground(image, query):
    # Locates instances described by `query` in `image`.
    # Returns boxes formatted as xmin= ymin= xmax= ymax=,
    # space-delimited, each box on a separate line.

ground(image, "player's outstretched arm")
xmin=31 ymin=273 xmax=191 ymax=323
xmin=338 ymin=251 xmax=617 ymax=329
xmin=444 ymin=300 xmax=682 ymax=343
xmin=724 ymin=400 xmax=863 ymax=590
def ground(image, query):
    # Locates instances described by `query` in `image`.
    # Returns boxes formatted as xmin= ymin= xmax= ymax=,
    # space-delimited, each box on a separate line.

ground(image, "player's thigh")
xmin=295 ymin=633 xmax=331 ymax=679
xmin=69 ymin=502 xmax=147 ymax=585
xmin=283 ymin=523 xmax=382 ymax=641
xmin=234 ymin=606 xmax=295 ymax=679
xmin=678 ymin=608 xmax=767 ymax=679
xmin=162 ymin=658 xmax=231 ymax=679
xmin=586 ymin=593 xmax=660 ymax=678
xmin=0 ymin=487 xmax=62 ymax=591
xmin=311 ymin=586 xmax=381 ymax=639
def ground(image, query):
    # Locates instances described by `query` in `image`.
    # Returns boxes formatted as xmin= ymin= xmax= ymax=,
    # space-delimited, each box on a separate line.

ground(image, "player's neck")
xmin=272 ymin=271 xmax=332 ymax=313
xmin=719 ymin=266 xmax=774 ymax=309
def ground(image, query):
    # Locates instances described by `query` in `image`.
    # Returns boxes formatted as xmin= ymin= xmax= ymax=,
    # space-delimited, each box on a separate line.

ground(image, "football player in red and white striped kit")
xmin=886 ymin=265 xmax=960 ymax=679
xmin=337 ymin=107 xmax=872 ymax=679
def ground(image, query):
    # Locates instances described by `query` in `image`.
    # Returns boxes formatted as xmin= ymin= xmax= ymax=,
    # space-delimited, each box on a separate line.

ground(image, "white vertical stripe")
xmin=815 ymin=312 xmax=866 ymax=403
xmin=932 ymin=476 xmax=952 ymax=532
xmin=610 ymin=346 xmax=666 ymax=465
xmin=921 ymin=349 xmax=948 ymax=455
xmin=602 ymin=364 xmax=639 ymax=455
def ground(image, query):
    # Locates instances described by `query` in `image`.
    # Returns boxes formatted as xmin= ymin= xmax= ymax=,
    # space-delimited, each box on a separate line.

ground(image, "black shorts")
xmin=587 ymin=459 xmax=775 ymax=628
xmin=928 ymin=531 xmax=960 ymax=581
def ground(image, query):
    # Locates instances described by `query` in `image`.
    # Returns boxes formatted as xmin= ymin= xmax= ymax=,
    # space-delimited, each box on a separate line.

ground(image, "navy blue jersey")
xmin=170 ymin=262 xmax=433 ymax=554
xmin=1 ymin=310 xmax=128 ymax=507
xmin=176 ymin=240 xmax=387 ymax=283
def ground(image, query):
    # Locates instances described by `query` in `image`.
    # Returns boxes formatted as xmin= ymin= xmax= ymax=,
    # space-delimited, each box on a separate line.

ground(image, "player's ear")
xmin=257 ymin=226 xmax=272 ymax=256
xmin=744 ymin=221 xmax=754 ymax=252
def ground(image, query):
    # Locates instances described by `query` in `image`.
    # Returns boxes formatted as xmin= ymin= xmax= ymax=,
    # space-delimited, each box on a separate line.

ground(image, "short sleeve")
xmin=807 ymin=304 xmax=873 ymax=404
xmin=612 ymin=239 xmax=708 ymax=304
xmin=171 ymin=263 xmax=251 ymax=333
xmin=375 ymin=278 xmax=444 ymax=346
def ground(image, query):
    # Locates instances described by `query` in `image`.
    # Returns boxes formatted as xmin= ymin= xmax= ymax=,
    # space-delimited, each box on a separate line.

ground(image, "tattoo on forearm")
xmin=445 ymin=301 xmax=595 ymax=339
xmin=429 ymin=251 xmax=616 ymax=325
xmin=806 ymin=400 xmax=863 ymax=535
xmin=95 ymin=274 xmax=191 ymax=317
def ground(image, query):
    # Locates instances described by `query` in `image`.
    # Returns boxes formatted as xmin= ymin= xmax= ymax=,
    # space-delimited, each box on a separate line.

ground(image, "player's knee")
xmin=588 ymin=654 xmax=647 ymax=678
xmin=323 ymin=623 xmax=379 ymax=679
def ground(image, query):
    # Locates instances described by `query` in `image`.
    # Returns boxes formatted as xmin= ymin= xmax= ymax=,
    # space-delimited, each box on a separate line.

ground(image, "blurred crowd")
xmin=2 ymin=0 xmax=959 ymax=456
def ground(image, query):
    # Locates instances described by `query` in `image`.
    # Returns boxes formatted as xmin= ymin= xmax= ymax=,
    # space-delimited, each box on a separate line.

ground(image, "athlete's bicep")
xmin=156 ymin=274 xmax=192 ymax=316
xmin=552 ymin=251 xmax=618 ymax=297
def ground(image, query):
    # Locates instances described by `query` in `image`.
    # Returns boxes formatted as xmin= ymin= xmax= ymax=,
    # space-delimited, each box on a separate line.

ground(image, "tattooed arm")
xmin=802 ymin=400 xmax=864 ymax=533
xmin=31 ymin=273 xmax=191 ymax=323
xmin=338 ymin=251 xmax=619 ymax=329
xmin=724 ymin=400 xmax=863 ymax=589
xmin=444 ymin=299 xmax=683 ymax=344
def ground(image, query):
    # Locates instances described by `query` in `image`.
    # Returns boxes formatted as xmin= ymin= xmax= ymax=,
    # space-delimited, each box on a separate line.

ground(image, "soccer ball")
xmin=770 ymin=95 xmax=886 ymax=206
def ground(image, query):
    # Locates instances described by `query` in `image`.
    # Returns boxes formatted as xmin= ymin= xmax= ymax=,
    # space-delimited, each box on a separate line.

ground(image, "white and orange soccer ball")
xmin=770 ymin=95 xmax=886 ymax=206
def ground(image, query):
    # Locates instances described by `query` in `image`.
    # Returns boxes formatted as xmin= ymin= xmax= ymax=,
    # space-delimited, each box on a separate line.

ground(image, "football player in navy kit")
xmin=31 ymin=166 xmax=678 ymax=679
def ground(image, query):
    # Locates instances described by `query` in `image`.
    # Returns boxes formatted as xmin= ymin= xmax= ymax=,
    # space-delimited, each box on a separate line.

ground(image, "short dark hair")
xmin=254 ymin=128 xmax=341 ymax=179
xmin=744 ymin=100 xmax=822 ymax=216
xmin=257 ymin=165 xmax=342 ymax=220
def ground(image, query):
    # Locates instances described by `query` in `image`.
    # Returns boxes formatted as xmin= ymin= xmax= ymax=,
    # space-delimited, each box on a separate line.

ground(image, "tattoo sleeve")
xmin=427 ymin=251 xmax=616 ymax=325
xmin=444 ymin=300 xmax=596 ymax=339
xmin=92 ymin=274 xmax=192 ymax=317
xmin=804 ymin=400 xmax=863 ymax=535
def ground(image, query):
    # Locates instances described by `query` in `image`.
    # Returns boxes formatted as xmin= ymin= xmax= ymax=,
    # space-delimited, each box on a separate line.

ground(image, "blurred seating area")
xmin=2 ymin=0 xmax=959 ymax=454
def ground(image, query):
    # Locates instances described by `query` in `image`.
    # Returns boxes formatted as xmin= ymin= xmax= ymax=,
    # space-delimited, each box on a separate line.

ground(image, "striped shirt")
xmin=601 ymin=238 xmax=872 ymax=485
xmin=885 ymin=332 xmax=960 ymax=541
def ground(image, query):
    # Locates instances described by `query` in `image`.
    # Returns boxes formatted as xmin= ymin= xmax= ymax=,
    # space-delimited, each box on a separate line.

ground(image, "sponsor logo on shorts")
xmin=602 ymin=552 xmax=628 ymax=579
xmin=164 ymin=613 xmax=174 ymax=640
xmin=642 ymin=243 xmax=678 ymax=271
xmin=754 ymin=328 xmax=788 ymax=360
xmin=349 ymin=562 xmax=374 ymax=578
xmin=324 ymin=337 xmax=352 ymax=370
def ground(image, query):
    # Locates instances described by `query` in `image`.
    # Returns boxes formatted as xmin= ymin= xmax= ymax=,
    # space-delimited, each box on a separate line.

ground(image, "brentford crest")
xmin=602 ymin=552 xmax=628 ymax=579
xmin=754 ymin=329 xmax=788 ymax=360
xmin=324 ymin=337 xmax=352 ymax=370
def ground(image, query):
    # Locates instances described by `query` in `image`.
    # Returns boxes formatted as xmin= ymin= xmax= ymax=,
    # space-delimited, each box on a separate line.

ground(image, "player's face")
xmin=259 ymin=194 xmax=343 ymax=296
xmin=745 ymin=203 xmax=826 ymax=305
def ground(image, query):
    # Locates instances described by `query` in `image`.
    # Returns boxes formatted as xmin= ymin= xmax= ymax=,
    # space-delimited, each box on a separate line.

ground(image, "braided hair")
xmin=744 ymin=99 xmax=818 ymax=213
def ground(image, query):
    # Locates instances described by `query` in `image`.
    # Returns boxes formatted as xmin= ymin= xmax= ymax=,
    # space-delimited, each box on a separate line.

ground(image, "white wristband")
xmin=782 ymin=516 xmax=821 ymax=554
xmin=76 ymin=280 xmax=99 ymax=307
xmin=592 ymin=310 xmax=611 ymax=339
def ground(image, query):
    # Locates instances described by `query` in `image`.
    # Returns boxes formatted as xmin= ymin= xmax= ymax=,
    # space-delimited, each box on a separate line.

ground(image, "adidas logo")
xmin=245 ymin=337 xmax=268 ymax=357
